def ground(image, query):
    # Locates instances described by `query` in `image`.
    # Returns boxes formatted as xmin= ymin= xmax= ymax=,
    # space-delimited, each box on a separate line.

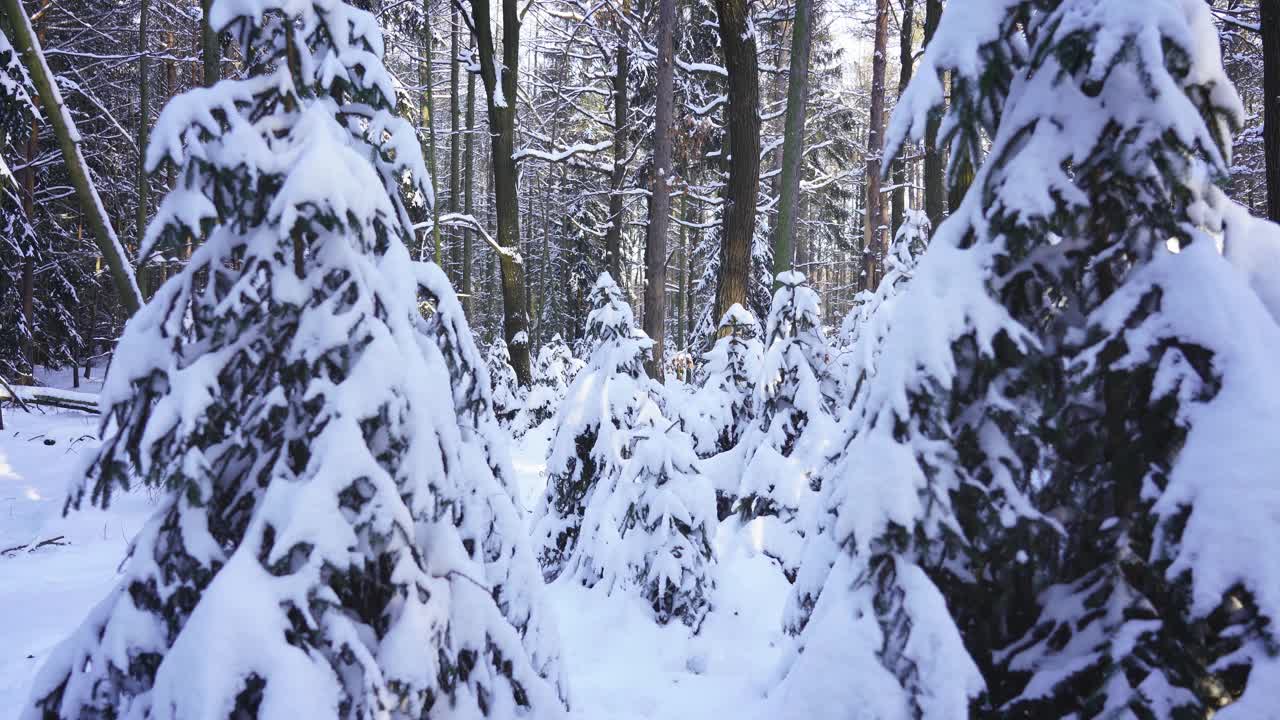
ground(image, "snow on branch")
xmin=513 ymin=139 xmax=612 ymax=163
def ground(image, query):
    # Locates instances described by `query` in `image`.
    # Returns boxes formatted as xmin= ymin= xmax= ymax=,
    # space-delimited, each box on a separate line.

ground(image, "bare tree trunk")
xmin=890 ymin=0 xmax=914 ymax=237
xmin=712 ymin=0 xmax=761 ymax=328
xmin=459 ymin=0 xmax=533 ymax=384
xmin=922 ymin=0 xmax=943 ymax=228
xmin=200 ymin=0 xmax=219 ymax=86
xmin=20 ymin=76 xmax=37 ymax=384
xmin=605 ymin=12 xmax=630 ymax=283
xmin=643 ymin=0 xmax=676 ymax=380
xmin=420 ymin=6 xmax=442 ymax=264
xmin=137 ymin=0 xmax=151 ymax=290
xmin=448 ymin=7 xmax=462 ymax=279
xmin=677 ymin=189 xmax=688 ymax=353
xmin=771 ymin=0 xmax=812 ymax=283
xmin=1263 ymin=0 xmax=1279 ymax=222
xmin=863 ymin=0 xmax=889 ymax=291
xmin=463 ymin=63 xmax=476 ymax=318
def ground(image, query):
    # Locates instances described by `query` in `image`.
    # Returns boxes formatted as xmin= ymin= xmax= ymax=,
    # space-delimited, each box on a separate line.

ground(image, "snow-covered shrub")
xmin=532 ymin=272 xmax=659 ymax=581
xmin=23 ymin=1 xmax=562 ymax=716
xmin=565 ymin=420 xmax=716 ymax=628
xmin=517 ymin=333 xmax=582 ymax=435
xmin=678 ymin=304 xmax=763 ymax=459
xmin=486 ymin=338 xmax=524 ymax=428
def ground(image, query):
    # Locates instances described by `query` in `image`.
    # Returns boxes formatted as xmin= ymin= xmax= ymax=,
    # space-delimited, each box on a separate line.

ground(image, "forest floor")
xmin=0 ymin=390 xmax=793 ymax=719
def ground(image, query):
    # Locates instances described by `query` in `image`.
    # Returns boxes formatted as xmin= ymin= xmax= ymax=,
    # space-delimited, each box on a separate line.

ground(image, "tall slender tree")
xmin=889 ymin=0 xmax=914 ymax=237
xmin=863 ymin=0 xmax=889 ymax=290
xmin=771 ymin=0 xmax=814 ymax=281
xmin=712 ymin=0 xmax=762 ymax=328
xmin=457 ymin=0 xmax=534 ymax=385
xmin=644 ymin=0 xmax=676 ymax=379
xmin=1262 ymin=0 xmax=1279 ymax=221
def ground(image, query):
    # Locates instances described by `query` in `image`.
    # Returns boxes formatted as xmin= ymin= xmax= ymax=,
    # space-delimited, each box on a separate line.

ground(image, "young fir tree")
xmin=565 ymin=420 xmax=717 ymax=628
xmin=679 ymin=303 xmax=764 ymax=459
xmin=532 ymin=272 xmax=658 ymax=581
xmin=24 ymin=0 xmax=563 ymax=716
xmin=731 ymin=272 xmax=832 ymax=526
xmin=832 ymin=209 xmax=930 ymax=410
xmin=878 ymin=1 xmax=1280 ymax=714
xmin=517 ymin=333 xmax=582 ymax=434
xmin=486 ymin=338 xmax=524 ymax=428
xmin=411 ymin=262 xmax=567 ymax=701
xmin=0 ymin=30 xmax=32 ymax=188
xmin=779 ymin=1 xmax=1280 ymax=716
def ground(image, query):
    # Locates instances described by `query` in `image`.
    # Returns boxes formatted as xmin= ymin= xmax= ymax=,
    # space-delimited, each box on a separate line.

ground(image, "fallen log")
xmin=0 ymin=385 xmax=99 ymax=414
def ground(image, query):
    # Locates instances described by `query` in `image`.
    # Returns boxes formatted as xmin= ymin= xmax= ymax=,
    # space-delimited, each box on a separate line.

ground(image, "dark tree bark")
xmin=200 ymin=0 xmax=219 ymax=86
xmin=712 ymin=0 xmax=762 ymax=329
xmin=771 ymin=0 xmax=813 ymax=282
xmin=922 ymin=0 xmax=944 ymax=228
xmin=644 ymin=0 xmax=676 ymax=380
xmin=1263 ymin=0 xmax=1279 ymax=222
xmin=605 ymin=10 xmax=630 ymax=283
xmin=890 ymin=0 xmax=914 ymax=237
xmin=458 ymin=0 xmax=533 ymax=385
xmin=863 ymin=0 xmax=889 ymax=290
xmin=448 ymin=7 xmax=462 ymax=279
xmin=462 ymin=61 xmax=476 ymax=318
xmin=137 ymin=0 xmax=151 ymax=267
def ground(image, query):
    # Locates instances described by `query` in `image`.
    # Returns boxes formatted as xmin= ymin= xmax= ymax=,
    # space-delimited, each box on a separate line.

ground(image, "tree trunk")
xmin=463 ymin=63 xmax=476 ymax=318
xmin=643 ymin=0 xmax=676 ymax=380
xmin=1263 ymin=0 xmax=1279 ymax=222
xmin=20 ymin=82 xmax=37 ymax=384
xmin=420 ymin=7 xmax=442 ymax=264
xmin=712 ymin=0 xmax=761 ymax=329
xmin=890 ymin=0 xmax=914 ymax=237
xmin=200 ymin=0 xmax=219 ymax=86
xmin=771 ymin=0 xmax=812 ymax=283
xmin=3 ymin=0 xmax=143 ymax=315
xmin=677 ymin=189 xmax=688 ymax=353
xmin=605 ymin=19 xmax=630 ymax=282
xmin=137 ymin=0 xmax=151 ymax=268
xmin=448 ymin=7 xmax=462 ymax=280
xmin=922 ymin=0 xmax=944 ymax=228
xmin=462 ymin=0 xmax=533 ymax=385
xmin=864 ymin=0 xmax=889 ymax=291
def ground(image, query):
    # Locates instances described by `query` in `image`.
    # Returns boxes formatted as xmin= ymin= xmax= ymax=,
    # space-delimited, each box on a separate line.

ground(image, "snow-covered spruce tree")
xmin=732 ymin=272 xmax=832 ymax=525
xmin=0 ymin=29 xmax=34 ymax=188
xmin=517 ymin=333 xmax=581 ymax=434
xmin=565 ymin=420 xmax=716 ymax=628
xmin=777 ymin=0 xmax=1280 ymax=715
xmin=411 ymin=261 xmax=568 ymax=702
xmin=832 ymin=209 xmax=930 ymax=410
xmin=486 ymin=338 xmax=524 ymax=428
xmin=24 ymin=0 xmax=562 ymax=716
xmin=532 ymin=272 xmax=658 ymax=581
xmin=763 ymin=270 xmax=832 ymax=404
xmin=678 ymin=303 xmax=763 ymax=459
xmin=772 ymin=208 xmax=1019 ymax=720
xmin=884 ymin=2 xmax=1280 ymax=715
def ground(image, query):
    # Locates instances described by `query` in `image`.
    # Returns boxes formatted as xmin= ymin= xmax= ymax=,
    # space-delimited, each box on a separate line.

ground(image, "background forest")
xmin=2 ymin=0 xmax=1272 ymax=386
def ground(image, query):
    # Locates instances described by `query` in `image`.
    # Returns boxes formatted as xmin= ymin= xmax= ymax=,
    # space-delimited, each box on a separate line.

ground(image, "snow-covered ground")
xmin=1 ymin=405 xmax=793 ymax=719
